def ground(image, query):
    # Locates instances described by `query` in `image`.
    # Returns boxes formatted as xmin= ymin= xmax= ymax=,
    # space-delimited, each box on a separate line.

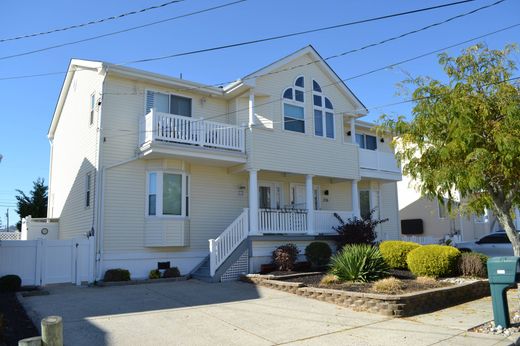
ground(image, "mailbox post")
xmin=487 ymin=256 xmax=520 ymax=328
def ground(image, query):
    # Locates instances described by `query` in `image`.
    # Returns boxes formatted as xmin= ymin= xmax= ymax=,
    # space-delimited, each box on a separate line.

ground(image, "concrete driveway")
xmin=19 ymin=280 xmax=518 ymax=345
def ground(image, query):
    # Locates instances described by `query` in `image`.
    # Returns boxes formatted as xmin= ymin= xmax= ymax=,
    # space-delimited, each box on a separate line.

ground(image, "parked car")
xmin=455 ymin=230 xmax=516 ymax=257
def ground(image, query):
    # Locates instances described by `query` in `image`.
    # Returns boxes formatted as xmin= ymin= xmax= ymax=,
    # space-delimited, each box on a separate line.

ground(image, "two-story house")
xmin=47 ymin=45 xmax=402 ymax=282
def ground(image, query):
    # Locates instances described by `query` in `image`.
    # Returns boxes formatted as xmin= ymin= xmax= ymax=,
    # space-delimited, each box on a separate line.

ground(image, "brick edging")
xmin=241 ymin=275 xmax=490 ymax=317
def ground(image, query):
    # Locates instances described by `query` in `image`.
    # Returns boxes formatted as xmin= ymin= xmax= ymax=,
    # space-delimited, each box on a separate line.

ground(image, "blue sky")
xmin=0 ymin=0 xmax=518 ymax=225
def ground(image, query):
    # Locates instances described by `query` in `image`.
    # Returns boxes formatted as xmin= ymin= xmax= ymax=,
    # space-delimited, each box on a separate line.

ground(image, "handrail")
xmin=208 ymin=208 xmax=249 ymax=277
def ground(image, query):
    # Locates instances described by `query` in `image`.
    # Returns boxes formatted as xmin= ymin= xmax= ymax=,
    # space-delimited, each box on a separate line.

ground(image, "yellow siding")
xmin=49 ymin=69 xmax=103 ymax=239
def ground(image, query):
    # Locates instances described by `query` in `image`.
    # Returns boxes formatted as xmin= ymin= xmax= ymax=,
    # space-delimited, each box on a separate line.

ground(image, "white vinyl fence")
xmin=0 ymin=237 xmax=95 ymax=286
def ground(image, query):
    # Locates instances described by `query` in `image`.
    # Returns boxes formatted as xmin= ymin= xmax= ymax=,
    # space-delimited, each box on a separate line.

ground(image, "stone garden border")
xmin=241 ymin=274 xmax=490 ymax=317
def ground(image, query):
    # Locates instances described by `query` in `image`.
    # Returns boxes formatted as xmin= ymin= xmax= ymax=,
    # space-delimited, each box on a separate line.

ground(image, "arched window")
xmin=312 ymin=80 xmax=334 ymax=139
xmin=283 ymin=76 xmax=305 ymax=133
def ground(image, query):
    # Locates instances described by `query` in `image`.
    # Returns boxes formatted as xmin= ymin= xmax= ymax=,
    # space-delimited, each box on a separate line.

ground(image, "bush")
xmin=415 ymin=276 xmax=439 ymax=286
xmin=0 ymin=275 xmax=21 ymax=292
xmin=320 ymin=274 xmax=340 ymax=285
xmin=149 ymin=269 xmax=161 ymax=279
xmin=103 ymin=269 xmax=131 ymax=282
xmin=304 ymin=242 xmax=332 ymax=267
xmin=372 ymin=277 xmax=404 ymax=294
xmin=380 ymin=241 xmax=421 ymax=269
xmin=163 ymin=267 xmax=181 ymax=278
xmin=272 ymin=243 xmax=300 ymax=271
xmin=406 ymin=245 xmax=461 ymax=278
xmin=329 ymin=244 xmax=389 ymax=283
xmin=333 ymin=209 xmax=388 ymax=249
xmin=458 ymin=252 xmax=488 ymax=278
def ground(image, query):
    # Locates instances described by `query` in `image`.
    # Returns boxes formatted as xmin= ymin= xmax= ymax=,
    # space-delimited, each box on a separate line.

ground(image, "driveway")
xmin=19 ymin=280 xmax=517 ymax=345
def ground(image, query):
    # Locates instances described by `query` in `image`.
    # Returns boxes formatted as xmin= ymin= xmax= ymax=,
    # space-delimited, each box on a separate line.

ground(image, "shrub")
xmin=458 ymin=252 xmax=488 ymax=278
xmin=415 ymin=276 xmax=439 ymax=286
xmin=320 ymin=274 xmax=340 ymax=285
xmin=379 ymin=241 xmax=421 ymax=269
xmin=304 ymin=242 xmax=332 ymax=267
xmin=149 ymin=269 xmax=161 ymax=279
xmin=333 ymin=209 xmax=388 ymax=248
xmin=0 ymin=275 xmax=22 ymax=292
xmin=272 ymin=243 xmax=300 ymax=271
xmin=163 ymin=267 xmax=181 ymax=278
xmin=406 ymin=245 xmax=461 ymax=278
xmin=329 ymin=244 xmax=389 ymax=283
xmin=103 ymin=268 xmax=131 ymax=282
xmin=372 ymin=277 xmax=404 ymax=294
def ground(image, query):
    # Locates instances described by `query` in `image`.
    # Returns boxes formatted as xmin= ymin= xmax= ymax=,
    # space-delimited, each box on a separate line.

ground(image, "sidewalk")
xmin=19 ymin=280 xmax=520 ymax=345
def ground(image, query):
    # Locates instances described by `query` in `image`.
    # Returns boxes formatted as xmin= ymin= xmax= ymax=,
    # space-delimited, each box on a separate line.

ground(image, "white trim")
xmin=289 ymin=183 xmax=320 ymax=210
xmin=282 ymin=76 xmax=306 ymax=134
xmin=102 ymin=251 xmax=209 ymax=260
xmin=89 ymin=92 xmax=96 ymax=126
xmin=312 ymin=79 xmax=335 ymax=140
xmin=437 ymin=200 xmax=448 ymax=219
xmin=258 ymin=181 xmax=283 ymax=209
xmin=359 ymin=189 xmax=371 ymax=218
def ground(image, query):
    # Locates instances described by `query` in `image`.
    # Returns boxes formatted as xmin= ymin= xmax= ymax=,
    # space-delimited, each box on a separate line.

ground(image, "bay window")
xmin=147 ymin=172 xmax=189 ymax=217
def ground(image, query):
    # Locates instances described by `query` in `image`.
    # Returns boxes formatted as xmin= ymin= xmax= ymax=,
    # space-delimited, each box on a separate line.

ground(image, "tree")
xmin=380 ymin=44 xmax=520 ymax=254
xmin=15 ymin=178 xmax=48 ymax=230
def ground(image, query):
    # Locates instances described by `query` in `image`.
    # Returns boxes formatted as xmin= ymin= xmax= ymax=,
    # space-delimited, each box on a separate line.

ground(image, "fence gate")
xmin=0 ymin=237 xmax=95 ymax=286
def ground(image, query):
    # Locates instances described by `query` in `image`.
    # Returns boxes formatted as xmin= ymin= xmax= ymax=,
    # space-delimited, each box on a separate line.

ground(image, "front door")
xmin=259 ymin=183 xmax=282 ymax=209
xmin=290 ymin=184 xmax=319 ymax=209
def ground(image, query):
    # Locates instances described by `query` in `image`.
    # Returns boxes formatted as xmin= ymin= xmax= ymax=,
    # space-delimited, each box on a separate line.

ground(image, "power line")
xmin=0 ymin=0 xmax=248 ymax=61
xmin=0 ymin=0 xmax=186 ymax=43
xmin=123 ymin=0 xmax=494 ymax=65
xmin=0 ymin=0 xmax=509 ymax=86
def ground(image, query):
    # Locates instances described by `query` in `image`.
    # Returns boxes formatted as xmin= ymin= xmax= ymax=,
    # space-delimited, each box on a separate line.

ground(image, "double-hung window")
xmin=146 ymin=90 xmax=192 ymax=117
xmin=283 ymin=76 xmax=305 ymax=133
xmin=89 ymin=93 xmax=95 ymax=125
xmin=356 ymin=133 xmax=377 ymax=150
xmin=147 ymin=172 xmax=189 ymax=217
xmin=312 ymin=80 xmax=334 ymax=139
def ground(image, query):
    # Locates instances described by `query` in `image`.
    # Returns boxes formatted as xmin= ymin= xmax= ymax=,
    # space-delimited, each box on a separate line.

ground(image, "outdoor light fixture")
xmin=347 ymin=131 xmax=351 ymax=136
xmin=380 ymin=138 xmax=385 ymax=143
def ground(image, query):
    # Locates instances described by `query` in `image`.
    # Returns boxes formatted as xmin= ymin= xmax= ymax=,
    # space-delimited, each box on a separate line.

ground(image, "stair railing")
xmin=209 ymin=208 xmax=249 ymax=277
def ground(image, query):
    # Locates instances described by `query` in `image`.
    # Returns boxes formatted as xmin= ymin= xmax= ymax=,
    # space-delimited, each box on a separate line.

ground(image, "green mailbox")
xmin=487 ymin=256 xmax=520 ymax=328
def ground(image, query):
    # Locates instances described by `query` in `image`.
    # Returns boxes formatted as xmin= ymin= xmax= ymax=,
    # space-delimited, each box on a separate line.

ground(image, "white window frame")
xmin=356 ymin=133 xmax=378 ymax=150
xmin=258 ymin=181 xmax=284 ymax=209
xmin=359 ymin=189 xmax=371 ymax=219
xmin=437 ymin=200 xmax=448 ymax=219
xmin=312 ymin=80 xmax=335 ymax=140
xmin=146 ymin=171 xmax=190 ymax=218
xmin=282 ymin=76 xmax=306 ymax=134
xmin=89 ymin=93 xmax=96 ymax=126
xmin=289 ymin=183 xmax=320 ymax=210
xmin=85 ymin=173 xmax=91 ymax=208
xmin=145 ymin=89 xmax=193 ymax=117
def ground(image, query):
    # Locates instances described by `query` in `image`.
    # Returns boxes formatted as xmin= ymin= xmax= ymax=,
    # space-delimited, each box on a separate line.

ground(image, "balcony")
xmin=359 ymin=148 xmax=401 ymax=174
xmin=138 ymin=110 xmax=246 ymax=164
xmin=139 ymin=110 xmax=245 ymax=152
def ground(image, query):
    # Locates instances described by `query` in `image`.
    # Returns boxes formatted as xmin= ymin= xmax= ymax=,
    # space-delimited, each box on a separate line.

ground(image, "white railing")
xmin=401 ymin=235 xmax=440 ymax=245
xmin=314 ymin=210 xmax=354 ymax=234
xmin=0 ymin=232 xmax=21 ymax=240
xmin=359 ymin=148 xmax=400 ymax=173
xmin=258 ymin=209 xmax=308 ymax=234
xmin=140 ymin=110 xmax=245 ymax=152
xmin=209 ymin=209 xmax=249 ymax=277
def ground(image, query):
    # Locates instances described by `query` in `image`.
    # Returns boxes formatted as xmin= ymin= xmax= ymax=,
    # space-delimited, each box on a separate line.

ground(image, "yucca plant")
xmin=329 ymin=244 xmax=389 ymax=283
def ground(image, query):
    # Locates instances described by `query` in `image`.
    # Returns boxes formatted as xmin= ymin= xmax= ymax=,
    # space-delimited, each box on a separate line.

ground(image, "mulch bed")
xmin=0 ymin=292 xmax=38 ymax=346
xmin=284 ymin=270 xmax=453 ymax=295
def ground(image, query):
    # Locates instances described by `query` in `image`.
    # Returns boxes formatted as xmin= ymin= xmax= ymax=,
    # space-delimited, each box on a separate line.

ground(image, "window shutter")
xmin=146 ymin=90 xmax=154 ymax=113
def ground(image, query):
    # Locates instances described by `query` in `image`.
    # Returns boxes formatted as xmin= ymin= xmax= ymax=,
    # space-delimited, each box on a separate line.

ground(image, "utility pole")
xmin=5 ymin=208 xmax=9 ymax=232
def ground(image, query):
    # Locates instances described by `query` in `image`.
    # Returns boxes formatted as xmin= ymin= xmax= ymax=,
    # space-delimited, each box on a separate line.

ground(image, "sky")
xmin=0 ymin=0 xmax=518 ymax=226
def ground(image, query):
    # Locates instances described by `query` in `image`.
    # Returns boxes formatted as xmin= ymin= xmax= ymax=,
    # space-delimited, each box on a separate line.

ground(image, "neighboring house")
xmin=46 ymin=45 xmax=402 ymax=282
xmin=398 ymin=174 xmax=520 ymax=242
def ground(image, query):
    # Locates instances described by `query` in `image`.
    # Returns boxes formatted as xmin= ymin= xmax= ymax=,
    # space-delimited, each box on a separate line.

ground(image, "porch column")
xmin=248 ymin=88 xmax=255 ymax=127
xmin=352 ymin=179 xmax=360 ymax=218
xmin=350 ymin=117 xmax=357 ymax=144
xmin=306 ymin=175 xmax=315 ymax=234
xmin=249 ymin=169 xmax=259 ymax=235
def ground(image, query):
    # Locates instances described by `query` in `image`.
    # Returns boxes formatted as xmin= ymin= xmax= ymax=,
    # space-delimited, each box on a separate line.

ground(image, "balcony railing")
xmin=359 ymin=148 xmax=400 ymax=173
xmin=258 ymin=209 xmax=354 ymax=234
xmin=139 ymin=110 xmax=245 ymax=152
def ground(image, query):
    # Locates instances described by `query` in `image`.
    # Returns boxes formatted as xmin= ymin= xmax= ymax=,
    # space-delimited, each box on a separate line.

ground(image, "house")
xmin=46 ymin=45 xmax=402 ymax=282
xmin=398 ymin=174 xmax=520 ymax=242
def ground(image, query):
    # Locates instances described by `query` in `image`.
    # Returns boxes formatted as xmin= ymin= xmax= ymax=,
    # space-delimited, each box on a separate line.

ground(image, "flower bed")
xmin=241 ymin=273 xmax=490 ymax=317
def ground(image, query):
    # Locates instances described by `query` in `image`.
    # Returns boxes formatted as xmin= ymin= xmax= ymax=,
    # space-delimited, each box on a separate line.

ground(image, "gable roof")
xmin=224 ymin=45 xmax=368 ymax=115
